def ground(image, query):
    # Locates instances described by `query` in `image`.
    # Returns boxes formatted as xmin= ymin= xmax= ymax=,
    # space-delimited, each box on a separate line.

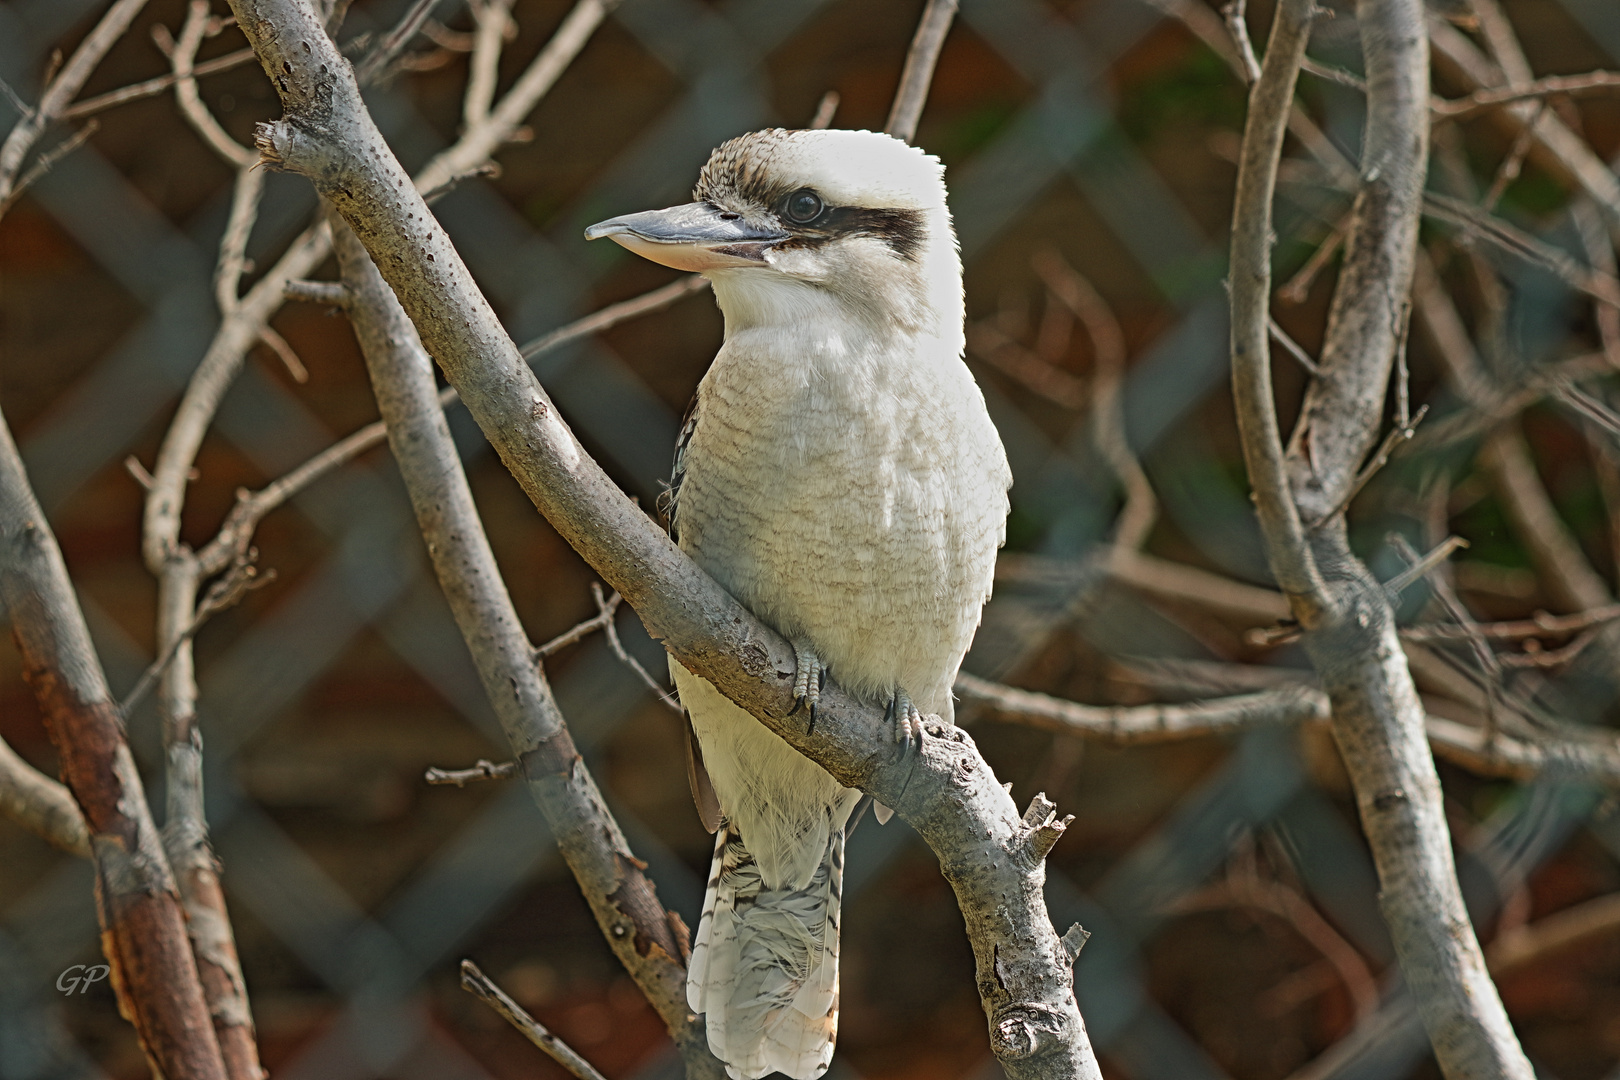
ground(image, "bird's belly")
xmin=676 ymin=395 xmax=996 ymax=716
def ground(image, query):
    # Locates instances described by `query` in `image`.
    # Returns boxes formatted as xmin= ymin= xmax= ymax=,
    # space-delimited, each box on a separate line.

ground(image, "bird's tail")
xmin=687 ymin=822 xmax=845 ymax=1080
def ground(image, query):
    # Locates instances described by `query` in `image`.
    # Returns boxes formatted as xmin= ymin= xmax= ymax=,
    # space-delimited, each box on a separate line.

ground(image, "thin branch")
xmin=1278 ymin=214 xmax=1348 ymax=304
xmin=1299 ymin=56 xmax=1366 ymax=93
xmin=1228 ymin=0 xmax=1331 ymax=624
xmin=965 ymin=321 xmax=1087 ymax=409
xmin=1173 ymin=873 xmax=1380 ymax=1025
xmin=1382 ymin=534 xmax=1469 ymax=597
xmin=62 ymin=47 xmax=257 ymax=119
xmin=1268 ymin=316 xmax=1321 ymax=375
xmin=1434 ymin=70 xmax=1620 ymax=121
xmin=884 ymin=0 xmax=957 ymax=144
xmin=0 ymin=0 xmax=151 ymax=214
xmin=1222 ymin=0 xmax=1262 ymax=85
xmin=0 ymin=733 xmax=91 ymax=857
xmin=956 ymin=673 xmax=1327 ymax=741
xmin=1487 ymin=892 xmax=1620 ymax=973
xmin=354 ymin=0 xmax=445 ymax=85
xmin=809 ymin=89 xmax=840 ymax=129
xmin=1421 ymin=191 xmax=1620 ymax=309
xmin=1033 ymin=249 xmax=1156 ymax=551
xmin=535 ymin=587 xmax=620 ymax=658
xmin=1429 ymin=20 xmax=1620 ymax=232
xmin=1310 ymin=404 xmax=1428 ymax=527
xmin=257 ymin=324 xmax=309 ymax=382
xmin=518 ymin=275 xmax=709 ymax=359
xmin=460 ymin=961 xmax=610 ymax=1080
xmin=462 ymin=0 xmax=515 ymax=129
xmin=0 ymin=120 xmax=100 ymax=214
xmin=283 ymin=279 xmax=350 ymax=306
xmin=592 ymin=582 xmax=682 ymax=714
xmin=424 ymin=759 xmax=519 ymax=786
xmin=173 ymin=2 xmax=258 ymax=168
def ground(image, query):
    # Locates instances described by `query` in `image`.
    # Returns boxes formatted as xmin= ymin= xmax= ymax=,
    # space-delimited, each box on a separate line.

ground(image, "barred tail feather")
xmin=687 ymin=822 xmax=847 ymax=1080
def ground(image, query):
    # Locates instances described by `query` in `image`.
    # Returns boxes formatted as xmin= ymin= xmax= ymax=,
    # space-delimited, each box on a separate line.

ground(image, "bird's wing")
xmin=659 ymin=392 xmax=700 ymax=541
xmin=685 ymin=707 xmax=723 ymax=834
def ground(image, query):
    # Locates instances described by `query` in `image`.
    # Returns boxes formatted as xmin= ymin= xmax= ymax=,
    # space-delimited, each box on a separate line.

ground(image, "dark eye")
xmin=783 ymin=188 xmax=823 ymax=224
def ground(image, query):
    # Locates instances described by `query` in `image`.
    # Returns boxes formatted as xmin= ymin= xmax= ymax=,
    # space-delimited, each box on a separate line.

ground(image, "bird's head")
xmin=585 ymin=128 xmax=961 ymax=341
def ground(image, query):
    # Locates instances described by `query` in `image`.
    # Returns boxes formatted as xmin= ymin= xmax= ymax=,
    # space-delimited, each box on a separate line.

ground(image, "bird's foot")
xmin=883 ymin=688 xmax=923 ymax=754
xmin=787 ymin=642 xmax=826 ymax=734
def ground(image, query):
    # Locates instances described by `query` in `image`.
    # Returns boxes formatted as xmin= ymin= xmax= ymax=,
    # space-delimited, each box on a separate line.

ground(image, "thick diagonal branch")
xmin=228 ymin=2 xmax=1100 ymax=1075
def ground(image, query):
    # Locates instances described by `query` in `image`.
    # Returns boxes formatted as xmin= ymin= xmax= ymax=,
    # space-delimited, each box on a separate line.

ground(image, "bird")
xmin=585 ymin=128 xmax=1011 ymax=1080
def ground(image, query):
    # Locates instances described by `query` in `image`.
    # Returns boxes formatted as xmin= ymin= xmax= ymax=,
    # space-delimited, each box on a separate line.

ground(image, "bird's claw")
xmin=791 ymin=642 xmax=824 ymax=734
xmin=884 ymin=688 xmax=924 ymax=756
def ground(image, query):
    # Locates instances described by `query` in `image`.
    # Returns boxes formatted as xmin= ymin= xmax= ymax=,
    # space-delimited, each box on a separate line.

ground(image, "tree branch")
xmin=884 ymin=0 xmax=957 ymax=144
xmin=326 ymin=211 xmax=721 ymax=1076
xmin=0 ymin=732 xmax=91 ymax=857
xmin=0 ymin=409 xmax=227 ymax=1080
xmin=460 ymin=960 xmax=609 ymax=1080
xmin=0 ymin=0 xmax=151 ymax=215
xmin=231 ymin=2 xmax=1102 ymax=1074
xmin=1228 ymin=0 xmax=1331 ymax=625
xmin=1228 ymin=0 xmax=1534 ymax=1074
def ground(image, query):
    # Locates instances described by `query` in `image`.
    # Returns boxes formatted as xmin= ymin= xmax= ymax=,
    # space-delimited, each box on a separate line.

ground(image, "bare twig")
xmin=1032 ymin=249 xmax=1156 ymax=550
xmin=1480 ymin=102 xmax=1542 ymax=211
xmin=257 ymin=325 xmax=309 ymax=382
xmin=424 ymin=759 xmax=519 ymax=786
xmin=518 ymin=275 xmax=709 ymax=359
xmin=1487 ymin=892 xmax=1620 ymax=972
xmin=1269 ymin=316 xmax=1321 ymax=375
xmin=809 ymin=90 xmax=840 ymax=130
xmin=1421 ymin=191 xmax=1620 ymax=308
xmin=62 ymin=47 xmax=257 ymax=119
xmin=462 ymin=0 xmax=515 ymax=129
xmin=593 ymin=582 xmax=682 ymax=714
xmin=956 ymin=673 xmax=1327 ymax=741
xmin=1299 ymin=56 xmax=1366 ymax=93
xmin=283 ymin=279 xmax=350 ymax=306
xmin=1404 ymin=603 xmax=1620 ymax=642
xmin=1173 ymin=873 xmax=1380 ymax=1024
xmin=535 ymin=587 xmax=622 ymax=658
xmin=1222 ymin=0 xmax=1262 ymax=85
xmin=1310 ymin=405 xmax=1428 ymax=527
xmin=2 ymin=120 xmax=100 ymax=212
xmin=884 ymin=0 xmax=957 ymax=143
xmin=965 ymin=320 xmax=1088 ymax=409
xmin=173 ymin=2 xmax=257 ymax=168
xmin=1381 ymin=535 xmax=1467 ymax=598
xmin=0 ymin=0 xmax=151 ymax=215
xmin=354 ymin=0 xmax=445 ymax=85
xmin=1278 ymin=215 xmax=1348 ymax=304
xmin=460 ymin=961 xmax=610 ymax=1080
xmin=1434 ymin=70 xmax=1620 ymax=121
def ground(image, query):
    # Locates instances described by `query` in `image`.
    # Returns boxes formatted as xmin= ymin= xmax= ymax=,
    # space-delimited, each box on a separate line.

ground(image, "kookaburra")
xmin=586 ymin=128 xmax=1011 ymax=1080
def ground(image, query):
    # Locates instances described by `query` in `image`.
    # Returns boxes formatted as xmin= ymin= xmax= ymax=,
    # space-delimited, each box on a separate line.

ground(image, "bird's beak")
xmin=584 ymin=202 xmax=787 ymax=272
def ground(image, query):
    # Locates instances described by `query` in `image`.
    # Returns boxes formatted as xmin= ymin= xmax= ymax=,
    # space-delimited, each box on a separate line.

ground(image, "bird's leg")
xmin=788 ymin=642 xmax=825 ymax=733
xmin=883 ymin=687 xmax=923 ymax=752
